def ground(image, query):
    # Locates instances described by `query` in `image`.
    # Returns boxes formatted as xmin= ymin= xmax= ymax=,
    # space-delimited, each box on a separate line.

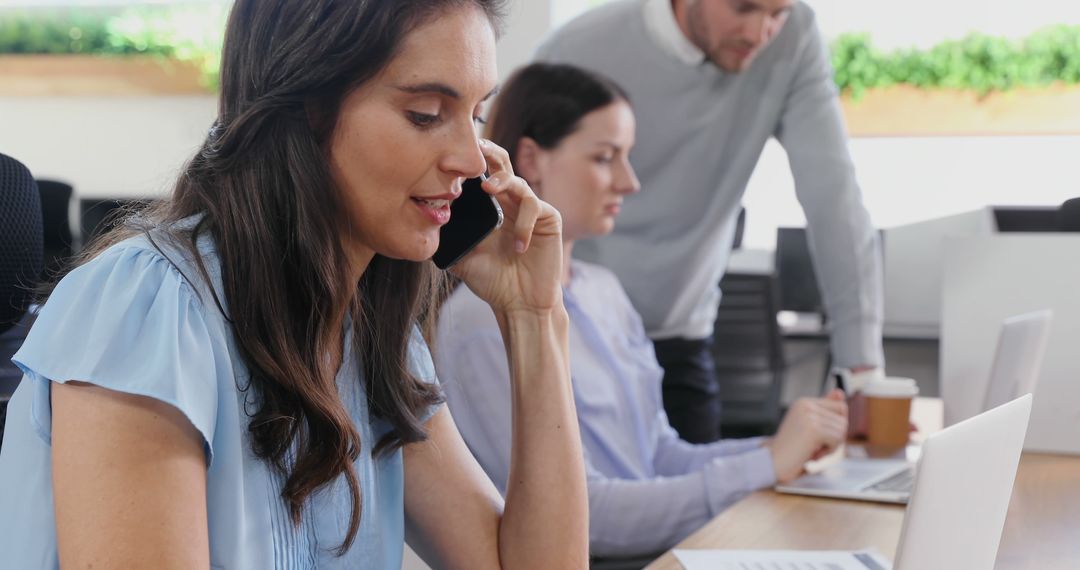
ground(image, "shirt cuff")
xmin=701 ymin=447 xmax=777 ymax=516
xmin=707 ymin=436 xmax=770 ymax=456
xmin=829 ymin=318 xmax=884 ymax=369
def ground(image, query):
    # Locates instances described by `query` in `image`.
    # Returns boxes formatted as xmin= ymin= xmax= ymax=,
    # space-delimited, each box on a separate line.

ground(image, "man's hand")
xmin=767 ymin=389 xmax=848 ymax=483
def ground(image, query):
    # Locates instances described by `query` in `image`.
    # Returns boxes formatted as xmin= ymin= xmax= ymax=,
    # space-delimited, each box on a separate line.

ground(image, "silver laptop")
xmin=776 ymin=312 xmax=1048 ymax=503
xmin=679 ymin=397 xmax=1032 ymax=570
xmin=678 ymin=397 xmax=1032 ymax=570
xmin=774 ymin=451 xmax=916 ymax=504
xmin=981 ymin=310 xmax=1051 ymax=411
xmin=893 ymin=395 xmax=1032 ymax=569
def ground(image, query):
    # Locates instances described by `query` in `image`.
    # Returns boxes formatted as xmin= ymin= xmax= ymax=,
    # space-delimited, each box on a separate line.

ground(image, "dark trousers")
xmin=652 ymin=335 xmax=722 ymax=443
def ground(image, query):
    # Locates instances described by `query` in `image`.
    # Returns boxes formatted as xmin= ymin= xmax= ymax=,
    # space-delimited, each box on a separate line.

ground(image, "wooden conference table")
xmin=645 ymin=399 xmax=1080 ymax=570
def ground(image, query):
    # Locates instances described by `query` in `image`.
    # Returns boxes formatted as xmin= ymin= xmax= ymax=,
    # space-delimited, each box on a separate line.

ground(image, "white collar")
xmin=643 ymin=0 xmax=707 ymax=66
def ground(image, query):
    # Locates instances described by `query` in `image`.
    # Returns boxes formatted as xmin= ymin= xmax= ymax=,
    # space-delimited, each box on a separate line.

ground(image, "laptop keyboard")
xmin=868 ymin=468 xmax=915 ymax=493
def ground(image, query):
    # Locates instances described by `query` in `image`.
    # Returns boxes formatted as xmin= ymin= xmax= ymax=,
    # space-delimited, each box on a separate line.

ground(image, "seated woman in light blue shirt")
xmin=0 ymin=2 xmax=590 ymax=568
xmin=435 ymin=63 xmax=849 ymax=558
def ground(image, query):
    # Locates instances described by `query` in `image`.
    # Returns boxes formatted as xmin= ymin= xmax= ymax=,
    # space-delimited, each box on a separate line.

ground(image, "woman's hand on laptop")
xmin=765 ymin=390 xmax=849 ymax=483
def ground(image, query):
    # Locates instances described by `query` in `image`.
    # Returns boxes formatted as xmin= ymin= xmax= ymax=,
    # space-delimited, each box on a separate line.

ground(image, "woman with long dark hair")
xmin=0 ymin=2 xmax=587 ymax=568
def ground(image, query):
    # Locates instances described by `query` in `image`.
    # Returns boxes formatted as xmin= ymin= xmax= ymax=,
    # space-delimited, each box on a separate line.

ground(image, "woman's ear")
xmin=514 ymin=137 xmax=544 ymax=187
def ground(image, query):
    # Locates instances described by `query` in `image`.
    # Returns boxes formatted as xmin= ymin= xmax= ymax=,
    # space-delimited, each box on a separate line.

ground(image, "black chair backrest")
xmin=0 ymin=153 xmax=44 ymax=335
xmin=711 ymin=273 xmax=786 ymax=434
xmin=775 ymin=227 xmax=823 ymax=315
xmin=36 ymin=178 xmax=74 ymax=273
xmin=993 ymin=206 xmax=1060 ymax=232
xmin=732 ymin=206 xmax=747 ymax=250
xmin=80 ymin=197 xmax=154 ymax=248
xmin=1059 ymin=197 xmax=1080 ymax=232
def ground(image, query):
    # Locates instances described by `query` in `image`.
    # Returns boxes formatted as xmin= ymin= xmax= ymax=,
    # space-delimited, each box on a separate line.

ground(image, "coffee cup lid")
xmin=863 ymin=377 xmax=919 ymax=398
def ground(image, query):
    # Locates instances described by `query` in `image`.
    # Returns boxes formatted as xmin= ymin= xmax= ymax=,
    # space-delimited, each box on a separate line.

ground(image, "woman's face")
xmin=328 ymin=5 xmax=498 ymax=265
xmin=527 ymin=101 xmax=639 ymax=242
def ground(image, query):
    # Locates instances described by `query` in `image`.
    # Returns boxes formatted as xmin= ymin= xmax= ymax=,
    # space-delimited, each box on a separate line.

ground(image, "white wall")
xmin=0 ymin=96 xmax=218 ymax=199
xmin=740 ymin=136 xmax=1080 ymax=249
xmin=497 ymin=0 xmax=552 ymax=78
xmin=941 ymin=235 xmax=1080 ymax=454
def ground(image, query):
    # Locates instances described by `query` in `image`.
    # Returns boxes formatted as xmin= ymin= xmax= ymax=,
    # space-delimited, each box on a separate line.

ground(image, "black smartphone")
xmin=432 ymin=174 xmax=504 ymax=269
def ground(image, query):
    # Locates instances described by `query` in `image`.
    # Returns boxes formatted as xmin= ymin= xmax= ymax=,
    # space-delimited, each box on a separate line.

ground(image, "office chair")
xmin=0 ymin=154 xmax=43 ymax=334
xmin=732 ymin=206 xmax=747 ymax=250
xmin=774 ymin=227 xmax=837 ymax=393
xmin=36 ymin=179 xmax=75 ymax=275
xmin=775 ymin=227 xmax=824 ymax=315
xmin=1 ymin=153 xmax=45 ymax=449
xmin=711 ymin=273 xmax=786 ymax=436
xmin=993 ymin=206 xmax=1060 ymax=232
xmin=1059 ymin=197 xmax=1080 ymax=232
xmin=80 ymin=197 xmax=154 ymax=248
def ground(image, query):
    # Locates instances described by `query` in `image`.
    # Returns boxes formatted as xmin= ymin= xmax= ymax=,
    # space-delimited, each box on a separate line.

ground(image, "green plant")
xmin=831 ymin=26 xmax=1080 ymax=99
xmin=0 ymin=6 xmax=225 ymax=90
xmin=0 ymin=10 xmax=116 ymax=55
xmin=105 ymin=6 xmax=226 ymax=90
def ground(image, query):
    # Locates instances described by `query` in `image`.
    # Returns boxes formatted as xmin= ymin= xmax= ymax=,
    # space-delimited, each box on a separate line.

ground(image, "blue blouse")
xmin=0 ymin=226 xmax=440 ymax=569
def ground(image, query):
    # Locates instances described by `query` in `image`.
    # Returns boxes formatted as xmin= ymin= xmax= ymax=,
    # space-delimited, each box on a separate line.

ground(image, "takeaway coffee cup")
xmin=863 ymin=377 xmax=919 ymax=447
xmin=828 ymin=367 xmax=886 ymax=438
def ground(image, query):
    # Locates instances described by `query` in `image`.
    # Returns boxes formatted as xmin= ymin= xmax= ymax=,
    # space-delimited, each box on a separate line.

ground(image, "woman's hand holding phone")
xmin=451 ymin=139 xmax=564 ymax=316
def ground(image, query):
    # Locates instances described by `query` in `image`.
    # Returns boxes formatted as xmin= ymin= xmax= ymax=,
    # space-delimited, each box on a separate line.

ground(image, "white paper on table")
xmin=673 ymin=548 xmax=891 ymax=570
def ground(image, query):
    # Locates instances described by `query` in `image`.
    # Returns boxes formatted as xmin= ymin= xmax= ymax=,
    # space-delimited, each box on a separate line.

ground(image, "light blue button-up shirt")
xmin=435 ymin=260 xmax=776 ymax=557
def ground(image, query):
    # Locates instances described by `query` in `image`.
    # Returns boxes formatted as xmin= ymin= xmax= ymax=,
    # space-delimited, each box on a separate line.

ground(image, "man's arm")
xmin=775 ymin=11 xmax=884 ymax=369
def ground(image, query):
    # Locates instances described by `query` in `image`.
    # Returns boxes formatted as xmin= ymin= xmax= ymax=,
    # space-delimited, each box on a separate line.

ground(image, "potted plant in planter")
xmin=0 ymin=6 xmax=224 ymax=96
xmin=831 ymin=26 xmax=1080 ymax=136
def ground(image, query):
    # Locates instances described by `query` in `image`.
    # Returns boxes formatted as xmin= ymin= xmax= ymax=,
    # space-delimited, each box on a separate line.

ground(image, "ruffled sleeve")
xmin=12 ymin=242 xmax=226 ymax=465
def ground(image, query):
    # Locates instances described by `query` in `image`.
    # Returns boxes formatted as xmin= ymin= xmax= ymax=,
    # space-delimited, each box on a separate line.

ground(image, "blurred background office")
xmin=2 ymin=0 xmax=1079 ymax=249
xmin=3 ymin=0 xmax=1080 ymax=434
xmin=2 ymin=0 xmax=1080 ymax=566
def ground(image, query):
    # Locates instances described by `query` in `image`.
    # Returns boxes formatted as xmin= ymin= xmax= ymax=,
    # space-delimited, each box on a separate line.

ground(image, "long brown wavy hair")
xmin=58 ymin=0 xmax=506 ymax=555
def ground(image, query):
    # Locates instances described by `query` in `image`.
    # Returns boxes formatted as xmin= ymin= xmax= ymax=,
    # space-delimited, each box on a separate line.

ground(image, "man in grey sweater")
xmin=536 ymin=0 xmax=883 ymax=443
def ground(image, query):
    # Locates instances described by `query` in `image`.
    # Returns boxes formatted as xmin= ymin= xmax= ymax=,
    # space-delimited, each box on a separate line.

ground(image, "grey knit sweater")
xmin=536 ymin=0 xmax=884 ymax=367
